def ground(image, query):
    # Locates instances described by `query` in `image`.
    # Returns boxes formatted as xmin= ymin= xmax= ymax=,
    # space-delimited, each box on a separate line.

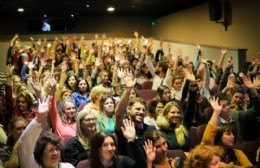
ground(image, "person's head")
xmin=230 ymin=87 xmax=244 ymax=108
xmin=157 ymin=101 xmax=188 ymax=146
xmin=157 ymin=85 xmax=171 ymax=103
xmin=12 ymin=75 xmax=21 ymax=88
xmin=162 ymin=101 xmax=182 ymax=125
xmin=61 ymin=89 xmax=72 ymax=101
xmin=155 ymin=61 xmax=168 ymax=75
xmin=100 ymin=95 xmax=115 ymax=116
xmin=215 ymin=93 xmax=230 ymax=114
xmin=42 ymin=80 xmax=52 ymax=96
xmin=7 ymin=117 xmax=27 ymax=145
xmin=65 ymin=74 xmax=77 ymax=91
xmin=16 ymin=91 xmax=33 ymax=112
xmin=99 ymin=71 xmax=109 ymax=85
xmin=148 ymin=99 xmax=164 ymax=119
xmin=187 ymin=61 xmax=194 ymax=73
xmin=129 ymin=87 xmax=138 ymax=100
xmin=143 ymin=130 xmax=168 ymax=162
xmin=89 ymin=131 xmax=117 ymax=167
xmin=90 ymin=86 xmax=107 ymax=103
xmin=76 ymin=78 xmax=90 ymax=94
xmin=214 ymin=123 xmax=235 ymax=149
xmin=76 ymin=108 xmax=97 ymax=139
xmin=130 ymin=57 xmax=138 ymax=68
xmin=34 ymin=131 xmax=63 ymax=168
xmin=184 ymin=144 xmax=224 ymax=168
xmin=172 ymin=75 xmax=183 ymax=91
xmin=16 ymin=83 xmax=29 ymax=94
xmin=121 ymin=60 xmax=130 ymax=70
xmin=113 ymin=84 xmax=121 ymax=96
xmin=60 ymin=99 xmax=77 ymax=123
xmin=127 ymin=97 xmax=146 ymax=123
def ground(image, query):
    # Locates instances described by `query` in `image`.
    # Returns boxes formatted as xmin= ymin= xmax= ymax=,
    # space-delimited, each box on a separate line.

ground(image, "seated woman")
xmin=155 ymin=85 xmax=172 ymax=104
xmin=72 ymin=78 xmax=91 ymax=108
xmin=18 ymin=97 xmax=74 ymax=168
xmin=77 ymin=131 xmax=135 ymax=168
xmin=144 ymin=99 xmax=164 ymax=129
xmin=81 ymin=85 xmax=107 ymax=115
xmin=64 ymin=109 xmax=97 ymax=166
xmin=201 ymin=97 xmax=253 ymax=167
xmin=143 ymin=130 xmax=186 ymax=168
xmin=0 ymin=117 xmax=27 ymax=168
xmin=156 ymin=101 xmax=192 ymax=151
xmin=97 ymin=95 xmax=116 ymax=133
xmin=184 ymin=144 xmax=224 ymax=168
xmin=50 ymin=98 xmax=77 ymax=141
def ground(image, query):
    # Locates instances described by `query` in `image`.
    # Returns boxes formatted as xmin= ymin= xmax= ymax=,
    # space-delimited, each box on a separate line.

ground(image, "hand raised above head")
xmin=209 ymin=97 xmax=222 ymax=115
xmin=36 ymin=96 xmax=51 ymax=123
xmin=122 ymin=69 xmax=136 ymax=88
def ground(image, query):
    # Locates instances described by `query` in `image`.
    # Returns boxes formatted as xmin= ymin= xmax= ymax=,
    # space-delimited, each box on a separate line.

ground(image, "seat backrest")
xmin=137 ymin=89 xmax=157 ymax=102
xmin=237 ymin=140 xmax=260 ymax=166
xmin=141 ymin=81 xmax=153 ymax=90
xmin=189 ymin=124 xmax=207 ymax=149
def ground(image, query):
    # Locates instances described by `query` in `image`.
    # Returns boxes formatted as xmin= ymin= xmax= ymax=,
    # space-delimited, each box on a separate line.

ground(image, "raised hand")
xmin=30 ymin=76 xmax=42 ymax=93
xmin=226 ymin=74 xmax=235 ymax=89
xmin=116 ymin=67 xmax=124 ymax=78
xmin=226 ymin=56 xmax=234 ymax=68
xmin=183 ymin=68 xmax=196 ymax=82
xmin=221 ymin=47 xmax=228 ymax=55
xmin=143 ymin=139 xmax=156 ymax=163
xmin=36 ymin=96 xmax=51 ymax=122
xmin=121 ymin=119 xmax=136 ymax=141
xmin=252 ymin=75 xmax=260 ymax=88
xmin=209 ymin=97 xmax=222 ymax=115
xmin=122 ymin=69 xmax=136 ymax=88
xmin=5 ymin=64 xmax=12 ymax=77
xmin=174 ymin=48 xmax=182 ymax=58
xmin=243 ymin=75 xmax=254 ymax=89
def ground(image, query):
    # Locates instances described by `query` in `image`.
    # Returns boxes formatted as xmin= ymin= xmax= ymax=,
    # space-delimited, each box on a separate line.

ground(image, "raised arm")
xmin=18 ymin=96 xmax=51 ymax=168
xmin=201 ymin=97 xmax=222 ymax=145
xmin=145 ymin=38 xmax=156 ymax=78
xmin=115 ymin=69 xmax=136 ymax=131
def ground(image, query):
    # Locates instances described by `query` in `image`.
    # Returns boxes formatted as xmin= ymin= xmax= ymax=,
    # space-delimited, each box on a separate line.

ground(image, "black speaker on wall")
xmin=209 ymin=0 xmax=222 ymax=21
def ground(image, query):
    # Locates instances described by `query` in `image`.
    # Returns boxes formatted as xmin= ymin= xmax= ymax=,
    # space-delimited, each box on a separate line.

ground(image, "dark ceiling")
xmin=0 ymin=0 xmax=209 ymax=19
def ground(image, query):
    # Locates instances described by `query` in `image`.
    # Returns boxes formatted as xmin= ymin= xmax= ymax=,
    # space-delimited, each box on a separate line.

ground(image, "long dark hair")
xmin=214 ymin=123 xmax=240 ymax=165
xmin=89 ymin=131 xmax=118 ymax=168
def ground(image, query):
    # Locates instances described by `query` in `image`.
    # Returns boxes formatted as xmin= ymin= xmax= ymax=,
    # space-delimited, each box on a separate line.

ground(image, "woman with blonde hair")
xmin=82 ymin=85 xmax=107 ymax=115
xmin=156 ymin=101 xmax=192 ymax=151
xmin=64 ymin=108 xmax=97 ymax=166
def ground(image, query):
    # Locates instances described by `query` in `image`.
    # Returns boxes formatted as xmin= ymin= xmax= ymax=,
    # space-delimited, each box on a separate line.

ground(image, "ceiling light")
xmin=44 ymin=15 xmax=47 ymax=17
xmin=107 ymin=7 xmax=115 ymax=12
xmin=86 ymin=4 xmax=90 ymax=8
xmin=17 ymin=8 xmax=24 ymax=12
xmin=71 ymin=14 xmax=74 ymax=18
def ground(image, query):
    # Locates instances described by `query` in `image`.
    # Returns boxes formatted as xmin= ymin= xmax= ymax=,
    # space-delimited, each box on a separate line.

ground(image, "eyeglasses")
xmin=45 ymin=147 xmax=61 ymax=153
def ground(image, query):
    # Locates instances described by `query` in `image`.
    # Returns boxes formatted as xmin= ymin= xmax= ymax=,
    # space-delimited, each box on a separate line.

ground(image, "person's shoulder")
xmin=59 ymin=162 xmax=75 ymax=168
xmin=118 ymin=155 xmax=135 ymax=167
xmin=143 ymin=123 xmax=156 ymax=130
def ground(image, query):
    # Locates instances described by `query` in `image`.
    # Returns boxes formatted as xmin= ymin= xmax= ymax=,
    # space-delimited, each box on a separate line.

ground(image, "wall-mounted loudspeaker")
xmin=209 ymin=0 xmax=222 ymax=21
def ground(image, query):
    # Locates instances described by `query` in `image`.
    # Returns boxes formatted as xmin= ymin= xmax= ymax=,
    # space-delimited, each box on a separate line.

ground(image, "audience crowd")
xmin=0 ymin=32 xmax=259 ymax=168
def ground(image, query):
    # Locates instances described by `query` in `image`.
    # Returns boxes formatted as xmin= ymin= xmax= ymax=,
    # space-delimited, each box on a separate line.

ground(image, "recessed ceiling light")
xmin=71 ymin=14 xmax=74 ymax=18
xmin=107 ymin=7 xmax=115 ymax=12
xmin=17 ymin=8 xmax=24 ymax=12
xmin=86 ymin=4 xmax=90 ymax=8
xmin=44 ymin=15 xmax=47 ymax=17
